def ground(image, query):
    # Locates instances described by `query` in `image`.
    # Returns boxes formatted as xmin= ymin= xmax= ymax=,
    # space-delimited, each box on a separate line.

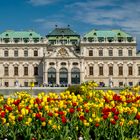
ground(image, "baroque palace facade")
xmin=0 ymin=27 xmax=140 ymax=87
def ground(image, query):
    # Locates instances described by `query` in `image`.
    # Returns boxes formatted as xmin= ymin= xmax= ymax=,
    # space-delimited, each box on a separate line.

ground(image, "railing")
xmin=81 ymin=37 xmax=136 ymax=44
xmin=0 ymin=39 xmax=48 ymax=44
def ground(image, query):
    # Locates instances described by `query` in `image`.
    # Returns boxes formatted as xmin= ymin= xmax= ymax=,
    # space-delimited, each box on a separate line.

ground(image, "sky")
xmin=0 ymin=0 xmax=140 ymax=49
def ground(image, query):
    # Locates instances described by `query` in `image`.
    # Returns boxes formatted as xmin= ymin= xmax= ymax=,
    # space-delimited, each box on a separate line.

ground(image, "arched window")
xmin=59 ymin=68 xmax=68 ymax=84
xmin=48 ymin=67 xmax=56 ymax=84
xmin=61 ymin=62 xmax=66 ymax=66
xmin=71 ymin=68 xmax=80 ymax=84
xmin=73 ymin=62 xmax=78 ymax=66
xmin=49 ymin=62 xmax=55 ymax=66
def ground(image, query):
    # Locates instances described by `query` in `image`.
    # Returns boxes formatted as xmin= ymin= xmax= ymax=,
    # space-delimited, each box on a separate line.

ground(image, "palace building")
xmin=0 ymin=26 xmax=139 ymax=87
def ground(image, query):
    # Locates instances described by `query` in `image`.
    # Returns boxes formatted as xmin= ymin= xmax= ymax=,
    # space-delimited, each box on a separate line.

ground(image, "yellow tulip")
xmin=42 ymin=122 xmax=46 ymax=127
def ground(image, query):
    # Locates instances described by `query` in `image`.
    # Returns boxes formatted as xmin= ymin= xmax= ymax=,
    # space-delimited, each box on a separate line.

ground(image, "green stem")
xmin=121 ymin=126 xmax=124 ymax=140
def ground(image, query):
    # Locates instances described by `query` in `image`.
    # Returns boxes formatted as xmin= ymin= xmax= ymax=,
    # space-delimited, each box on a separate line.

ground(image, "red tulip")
xmin=48 ymin=112 xmax=53 ymax=117
xmin=18 ymin=116 xmax=23 ymax=122
xmin=6 ymin=106 xmax=12 ymax=112
xmin=47 ymin=97 xmax=51 ymax=102
xmin=72 ymin=102 xmax=77 ymax=107
xmin=110 ymin=119 xmax=116 ymax=125
xmin=114 ymin=115 xmax=119 ymax=120
xmin=95 ymin=123 xmax=100 ymax=127
xmin=61 ymin=116 xmax=67 ymax=124
xmin=35 ymin=113 xmax=41 ymax=119
xmin=69 ymin=108 xmax=75 ymax=114
xmin=136 ymin=114 xmax=140 ymax=120
xmin=85 ymin=109 xmax=89 ymax=113
xmin=103 ymin=115 xmax=108 ymax=120
xmin=79 ymin=115 xmax=85 ymax=121
xmin=40 ymin=117 xmax=46 ymax=122
xmin=77 ymin=107 xmax=81 ymax=112
xmin=0 ymin=111 xmax=6 ymax=118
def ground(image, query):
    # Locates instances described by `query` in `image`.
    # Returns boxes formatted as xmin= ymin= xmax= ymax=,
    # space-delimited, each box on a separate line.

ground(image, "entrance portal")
xmin=48 ymin=67 xmax=56 ymax=84
xmin=59 ymin=68 xmax=68 ymax=84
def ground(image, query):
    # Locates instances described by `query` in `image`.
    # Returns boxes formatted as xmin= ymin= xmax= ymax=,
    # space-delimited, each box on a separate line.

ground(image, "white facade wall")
xmin=0 ymin=39 xmax=139 ymax=87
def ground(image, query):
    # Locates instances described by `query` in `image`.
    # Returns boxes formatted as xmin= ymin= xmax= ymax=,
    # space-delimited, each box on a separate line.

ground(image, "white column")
xmin=56 ymin=71 xmax=59 ymax=85
xmin=56 ymin=61 xmax=60 ymax=85
xmin=43 ymin=62 xmax=48 ymax=84
xmin=68 ymin=61 xmax=71 ymax=85
xmin=80 ymin=60 xmax=85 ymax=84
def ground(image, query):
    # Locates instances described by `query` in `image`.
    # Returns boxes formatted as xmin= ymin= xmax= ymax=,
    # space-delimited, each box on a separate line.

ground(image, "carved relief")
xmin=57 ymin=48 xmax=69 ymax=57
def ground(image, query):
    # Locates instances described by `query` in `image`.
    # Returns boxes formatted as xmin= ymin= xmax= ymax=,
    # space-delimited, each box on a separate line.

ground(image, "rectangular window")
xmin=138 ymin=67 xmax=140 ymax=75
xmin=99 ymin=66 xmax=103 ymax=76
xmin=99 ymin=50 xmax=103 ymax=56
xmin=24 ymin=82 xmax=28 ymax=87
xmin=89 ymin=66 xmax=93 ymax=75
xmin=118 ymin=50 xmax=123 ymax=56
xmin=34 ymin=82 xmax=38 ymax=87
xmin=128 ymin=50 xmax=132 ymax=56
xmin=128 ymin=66 xmax=133 ymax=75
xmin=119 ymin=82 xmax=123 ymax=87
xmin=4 ymin=67 xmax=9 ymax=76
xmin=14 ymin=67 xmax=18 ymax=76
xmin=118 ymin=66 xmax=123 ymax=76
xmin=34 ymin=67 xmax=38 ymax=76
xmin=14 ymin=50 xmax=18 ymax=57
xmin=109 ymin=50 xmax=113 ymax=56
xmin=129 ymin=82 xmax=133 ymax=86
xmin=4 ymin=82 xmax=9 ymax=87
xmin=109 ymin=66 xmax=113 ymax=76
xmin=89 ymin=50 xmax=93 ymax=56
xmin=4 ymin=50 xmax=8 ymax=57
xmin=24 ymin=67 xmax=28 ymax=76
xmin=24 ymin=50 xmax=28 ymax=57
xmin=34 ymin=50 xmax=38 ymax=56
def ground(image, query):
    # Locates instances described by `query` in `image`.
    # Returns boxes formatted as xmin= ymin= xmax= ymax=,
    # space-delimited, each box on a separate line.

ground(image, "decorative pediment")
xmin=46 ymin=46 xmax=80 ymax=58
xmin=57 ymin=48 xmax=69 ymax=57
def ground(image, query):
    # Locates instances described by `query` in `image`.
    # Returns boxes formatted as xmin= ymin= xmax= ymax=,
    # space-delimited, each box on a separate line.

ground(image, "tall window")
xmin=34 ymin=67 xmax=38 ymax=76
xmin=14 ymin=67 xmax=18 ymax=76
xmin=4 ymin=82 xmax=9 ymax=87
xmin=24 ymin=82 xmax=28 ymax=87
xmin=24 ymin=67 xmax=28 ymax=76
xmin=119 ymin=82 xmax=123 ymax=87
xmin=4 ymin=67 xmax=9 ymax=76
xmin=14 ymin=50 xmax=18 ymax=57
xmin=89 ymin=66 xmax=93 ymax=75
xmin=128 ymin=66 xmax=133 ymax=75
xmin=99 ymin=50 xmax=103 ymax=56
xmin=89 ymin=50 xmax=93 ymax=56
xmin=24 ymin=50 xmax=28 ymax=57
xmin=109 ymin=66 xmax=113 ymax=75
xmin=109 ymin=50 xmax=113 ymax=56
xmin=129 ymin=82 xmax=133 ymax=86
xmin=118 ymin=66 xmax=123 ymax=76
xmin=4 ymin=50 xmax=9 ymax=57
xmin=138 ymin=66 xmax=140 ymax=75
xmin=34 ymin=50 xmax=38 ymax=56
xmin=99 ymin=66 xmax=103 ymax=76
xmin=128 ymin=50 xmax=132 ymax=56
xmin=118 ymin=50 xmax=123 ymax=56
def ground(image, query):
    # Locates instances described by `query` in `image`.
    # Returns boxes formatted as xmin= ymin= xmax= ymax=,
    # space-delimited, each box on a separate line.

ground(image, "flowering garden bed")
xmin=0 ymin=82 xmax=139 ymax=140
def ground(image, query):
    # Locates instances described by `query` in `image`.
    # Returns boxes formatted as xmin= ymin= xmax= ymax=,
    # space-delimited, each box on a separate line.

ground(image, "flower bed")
xmin=0 ymin=83 xmax=139 ymax=140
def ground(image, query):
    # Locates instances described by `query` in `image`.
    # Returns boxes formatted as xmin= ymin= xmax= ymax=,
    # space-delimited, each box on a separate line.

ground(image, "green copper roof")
xmin=84 ymin=29 xmax=132 ymax=38
xmin=47 ymin=28 xmax=80 ymax=37
xmin=0 ymin=30 xmax=42 ymax=39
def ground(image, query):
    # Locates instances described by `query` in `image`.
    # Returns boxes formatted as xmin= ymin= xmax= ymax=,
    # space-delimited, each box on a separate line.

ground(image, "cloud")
xmin=34 ymin=18 xmax=67 ymax=32
xmin=28 ymin=0 xmax=58 ymax=6
xmin=65 ymin=0 xmax=140 ymax=46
